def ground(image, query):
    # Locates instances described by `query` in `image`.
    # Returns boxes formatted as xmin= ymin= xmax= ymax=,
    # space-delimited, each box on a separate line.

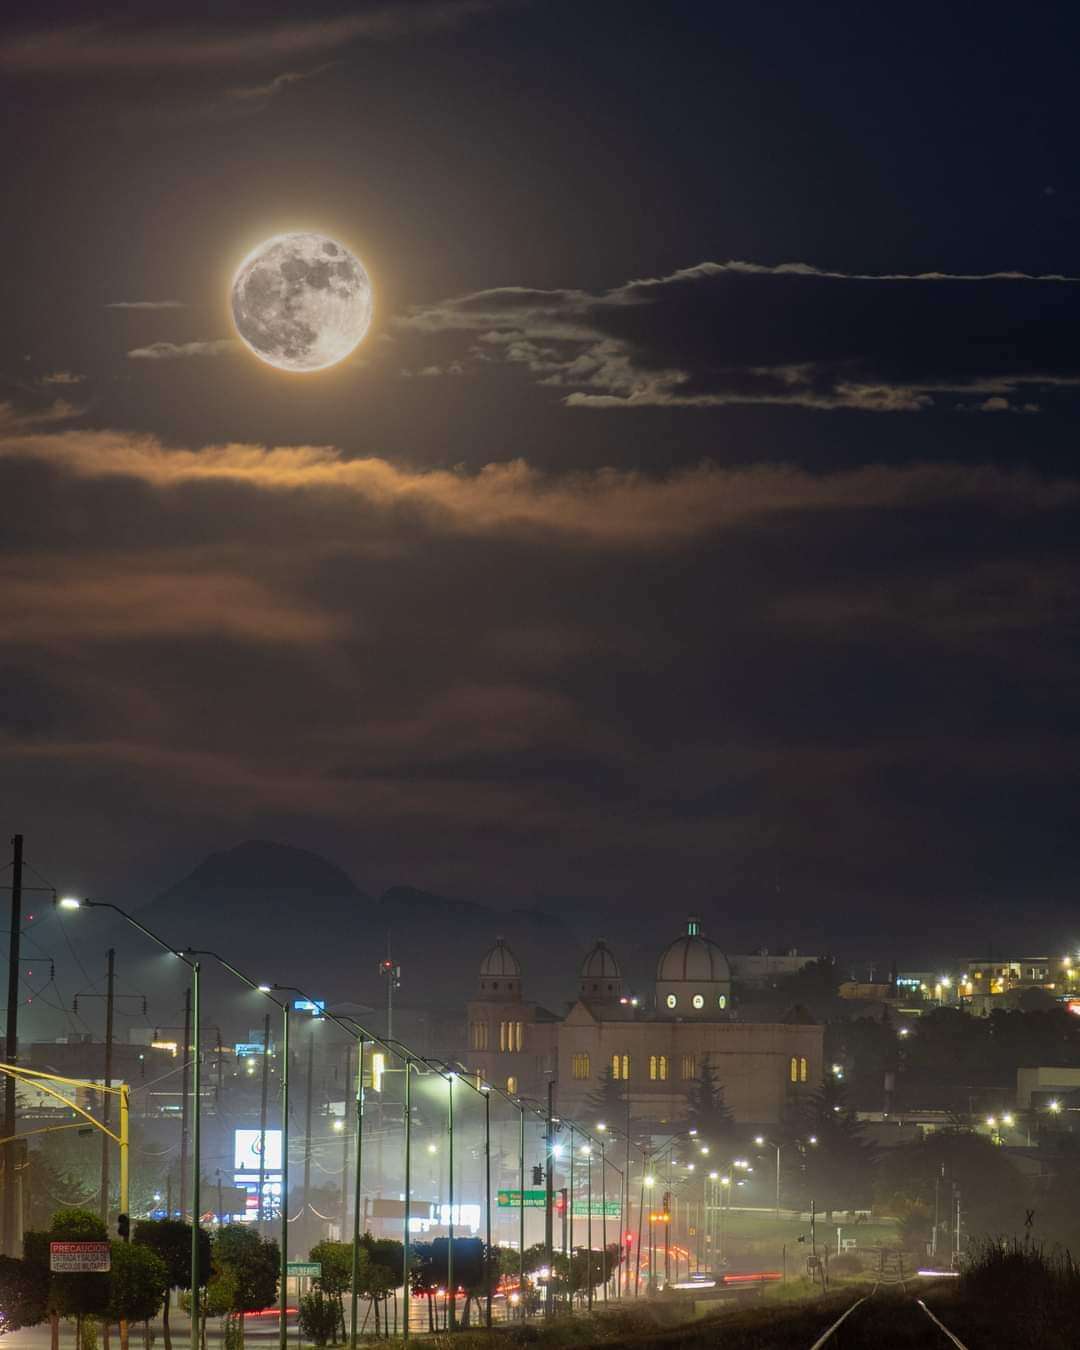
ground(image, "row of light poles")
xmin=55 ymin=895 xmax=629 ymax=1344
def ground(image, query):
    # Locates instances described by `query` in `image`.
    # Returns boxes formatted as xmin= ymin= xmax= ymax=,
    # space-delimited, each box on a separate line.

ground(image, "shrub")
xmin=297 ymin=1290 xmax=340 ymax=1347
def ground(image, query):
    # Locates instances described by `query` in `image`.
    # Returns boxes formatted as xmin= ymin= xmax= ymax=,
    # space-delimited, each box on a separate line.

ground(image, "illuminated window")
xmin=572 ymin=1052 xmax=590 ymax=1080
xmin=681 ymin=1054 xmax=696 ymax=1080
xmin=717 ymin=994 xmax=727 ymax=1010
xmin=789 ymin=1056 xmax=798 ymax=1083
xmin=665 ymin=994 xmax=677 ymax=1010
xmin=506 ymin=1076 xmax=518 ymax=1094
xmin=611 ymin=1053 xmax=631 ymax=1080
xmin=649 ymin=1055 xmax=668 ymax=1081
xmin=799 ymin=1057 xmax=808 ymax=1083
xmin=500 ymin=1021 xmax=524 ymax=1053
xmin=515 ymin=1022 xmax=524 ymax=1053
xmin=470 ymin=1022 xmax=489 ymax=1051
xmin=371 ymin=1052 xmax=385 ymax=1093
xmin=499 ymin=1022 xmax=507 ymax=1052
xmin=691 ymin=994 xmax=704 ymax=1010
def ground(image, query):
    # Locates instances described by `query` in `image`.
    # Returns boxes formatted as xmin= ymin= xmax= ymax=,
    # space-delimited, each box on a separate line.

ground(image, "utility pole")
xmin=303 ymin=1024 xmax=315 ymax=1223
xmin=3 ymin=833 xmax=24 ymax=1256
xmin=258 ymin=1013 xmax=271 ymax=1225
xmin=179 ymin=988 xmax=191 ymax=1219
xmin=544 ymin=1078 xmax=555 ymax=1317
xmin=340 ymin=1042 xmax=352 ymax=1238
xmin=100 ymin=948 xmax=116 ymax=1224
xmin=379 ymin=938 xmax=399 ymax=1043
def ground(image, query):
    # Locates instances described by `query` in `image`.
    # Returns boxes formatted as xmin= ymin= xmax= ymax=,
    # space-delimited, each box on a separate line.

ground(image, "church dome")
xmin=578 ymin=939 xmax=623 ymax=1004
xmin=655 ymin=917 xmax=732 ymax=1018
xmin=580 ymin=941 xmax=621 ymax=980
xmin=657 ymin=926 xmax=731 ymax=983
xmin=480 ymin=938 xmax=521 ymax=978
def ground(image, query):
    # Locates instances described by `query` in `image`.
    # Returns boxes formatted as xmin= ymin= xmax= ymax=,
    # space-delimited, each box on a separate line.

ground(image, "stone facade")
xmin=461 ymin=919 xmax=824 ymax=1127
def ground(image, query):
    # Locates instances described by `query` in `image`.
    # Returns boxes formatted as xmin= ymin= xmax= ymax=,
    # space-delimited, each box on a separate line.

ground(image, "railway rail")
xmin=807 ymin=1289 xmax=971 ymax=1349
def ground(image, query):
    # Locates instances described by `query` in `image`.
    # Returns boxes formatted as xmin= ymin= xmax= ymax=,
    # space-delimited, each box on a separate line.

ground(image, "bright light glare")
xmin=754 ymin=1135 xmax=765 ymax=1146
xmin=644 ymin=1175 xmax=655 ymax=1187
xmin=257 ymin=984 xmax=272 ymax=993
xmin=333 ymin=1120 xmax=345 ymax=1133
xmin=596 ymin=1121 xmax=607 ymax=1131
xmin=59 ymin=897 xmax=82 ymax=910
xmin=1049 ymin=1099 xmax=1061 ymax=1113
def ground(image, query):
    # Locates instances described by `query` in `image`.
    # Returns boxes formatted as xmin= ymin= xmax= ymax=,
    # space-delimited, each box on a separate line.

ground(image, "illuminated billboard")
xmin=234 ymin=1128 xmax=282 ymax=1172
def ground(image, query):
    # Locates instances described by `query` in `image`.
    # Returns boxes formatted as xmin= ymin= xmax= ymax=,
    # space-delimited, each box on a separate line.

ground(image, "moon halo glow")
xmin=230 ymin=232 xmax=373 ymax=373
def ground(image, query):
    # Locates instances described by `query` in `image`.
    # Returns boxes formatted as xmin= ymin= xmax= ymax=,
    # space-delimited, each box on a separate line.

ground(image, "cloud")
xmin=127 ymin=339 xmax=237 ymax=360
xmin=106 ymin=300 xmax=186 ymax=310
xmin=39 ymin=371 xmax=84 ymax=386
xmin=0 ymin=2 xmax=518 ymax=73
xmin=228 ymin=62 xmax=338 ymax=102
xmin=2 ymin=422 xmax=1076 ymax=547
xmin=2 ymin=406 xmax=1079 ymax=914
xmin=398 ymin=259 xmax=1080 ymax=413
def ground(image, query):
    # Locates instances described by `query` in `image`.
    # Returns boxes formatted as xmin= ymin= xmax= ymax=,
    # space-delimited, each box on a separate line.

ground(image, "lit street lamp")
xmin=182 ymin=951 xmax=290 ymax=1350
xmin=59 ymin=897 xmax=203 ymax=1348
xmin=753 ymin=1135 xmax=783 ymax=1217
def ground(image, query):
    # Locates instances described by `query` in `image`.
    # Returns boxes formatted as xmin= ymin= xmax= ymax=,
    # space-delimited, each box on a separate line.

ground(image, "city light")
xmin=644 ymin=1175 xmax=655 ymax=1187
xmin=596 ymin=1121 xmax=607 ymax=1132
xmin=333 ymin=1120 xmax=345 ymax=1132
xmin=754 ymin=1135 xmax=765 ymax=1146
xmin=1049 ymin=1100 xmax=1062 ymax=1113
xmin=58 ymin=897 xmax=82 ymax=909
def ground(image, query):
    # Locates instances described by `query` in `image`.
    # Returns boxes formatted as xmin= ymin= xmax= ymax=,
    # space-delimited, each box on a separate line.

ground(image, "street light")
xmin=753 ymin=1135 xmax=783 ymax=1217
xmin=182 ymin=950 xmax=289 ymax=1350
xmin=59 ymin=897 xmax=203 ymax=1348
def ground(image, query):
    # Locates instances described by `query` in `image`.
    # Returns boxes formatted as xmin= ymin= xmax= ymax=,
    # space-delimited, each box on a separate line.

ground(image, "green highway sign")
xmin=497 ymin=1188 xmax=548 ymax=1208
xmin=288 ymin=1262 xmax=322 ymax=1278
xmin=585 ymin=1201 xmax=621 ymax=1217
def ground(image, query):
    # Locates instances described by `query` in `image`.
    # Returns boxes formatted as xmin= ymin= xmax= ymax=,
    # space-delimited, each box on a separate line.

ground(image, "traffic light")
xmin=532 ymin=1165 xmax=544 ymax=1186
xmin=117 ymin=1213 xmax=130 ymax=1240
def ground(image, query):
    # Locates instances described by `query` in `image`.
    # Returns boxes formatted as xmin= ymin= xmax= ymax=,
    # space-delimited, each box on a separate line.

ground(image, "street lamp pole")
xmin=181 ymin=952 xmax=290 ymax=1350
xmin=59 ymin=898 xmax=202 ymax=1350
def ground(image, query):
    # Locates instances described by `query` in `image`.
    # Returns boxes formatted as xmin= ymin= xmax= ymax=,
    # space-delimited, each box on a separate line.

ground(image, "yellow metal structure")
xmin=0 ymin=1061 xmax=130 ymax=1221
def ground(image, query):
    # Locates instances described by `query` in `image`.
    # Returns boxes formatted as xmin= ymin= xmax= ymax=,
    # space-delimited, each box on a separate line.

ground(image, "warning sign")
xmin=50 ymin=1242 xmax=111 ymax=1273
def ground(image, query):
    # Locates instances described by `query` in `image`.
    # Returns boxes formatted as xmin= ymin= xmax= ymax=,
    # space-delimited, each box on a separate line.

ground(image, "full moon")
xmin=230 ymin=232 xmax=373 ymax=373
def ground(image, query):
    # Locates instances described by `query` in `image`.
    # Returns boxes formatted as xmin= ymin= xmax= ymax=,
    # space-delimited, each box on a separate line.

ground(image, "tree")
xmin=206 ymin=1228 xmax=278 ymax=1350
xmin=309 ymin=1241 xmax=351 ymax=1342
xmin=785 ymin=1079 xmax=877 ymax=1216
xmin=682 ymin=1055 xmax=734 ymax=1147
xmin=582 ymin=1067 xmax=627 ymax=1124
xmin=354 ymin=1237 xmax=401 ymax=1337
xmin=132 ymin=1219 xmax=211 ymax=1350
xmin=874 ymin=1129 xmax=1027 ymax=1247
xmin=25 ymin=1209 xmax=111 ymax=1350
xmin=106 ymin=1244 xmax=168 ymax=1350
xmin=0 ymin=1254 xmax=48 ymax=1334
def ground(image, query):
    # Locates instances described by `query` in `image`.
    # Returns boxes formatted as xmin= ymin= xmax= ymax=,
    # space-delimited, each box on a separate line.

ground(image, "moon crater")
xmin=231 ymin=232 xmax=372 ymax=373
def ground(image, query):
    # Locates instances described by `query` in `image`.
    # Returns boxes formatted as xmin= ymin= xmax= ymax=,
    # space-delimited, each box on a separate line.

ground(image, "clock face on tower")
xmin=692 ymin=994 xmax=705 ymax=1009
xmin=666 ymin=994 xmax=678 ymax=1009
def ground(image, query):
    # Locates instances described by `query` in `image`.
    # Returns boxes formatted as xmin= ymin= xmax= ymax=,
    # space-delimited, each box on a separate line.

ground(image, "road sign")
xmin=584 ymin=1201 xmax=620 ymax=1217
xmin=287 ymin=1262 xmax=322 ymax=1278
xmin=497 ymin=1188 xmax=547 ymax=1208
xmin=50 ymin=1242 xmax=111 ymax=1273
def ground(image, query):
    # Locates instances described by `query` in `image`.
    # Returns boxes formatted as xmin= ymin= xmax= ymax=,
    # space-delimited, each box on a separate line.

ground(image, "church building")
xmin=462 ymin=918 xmax=823 ymax=1128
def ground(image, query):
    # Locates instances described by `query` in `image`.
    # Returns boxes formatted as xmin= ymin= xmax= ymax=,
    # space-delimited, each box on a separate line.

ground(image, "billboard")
xmin=234 ymin=1127 xmax=282 ymax=1171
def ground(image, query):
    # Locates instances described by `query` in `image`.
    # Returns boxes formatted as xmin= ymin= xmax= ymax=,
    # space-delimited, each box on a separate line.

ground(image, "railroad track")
xmin=807 ymin=1290 xmax=971 ymax=1349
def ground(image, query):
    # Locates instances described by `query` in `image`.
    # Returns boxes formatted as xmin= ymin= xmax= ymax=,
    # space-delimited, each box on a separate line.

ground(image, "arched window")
xmin=718 ymin=994 xmax=727 ymax=1010
xmin=650 ymin=1055 xmax=669 ymax=1081
xmin=572 ymin=1052 xmax=590 ymax=1080
xmin=506 ymin=1076 xmax=518 ymax=1094
xmin=515 ymin=1022 xmax=525 ymax=1052
xmin=470 ymin=1022 xmax=489 ymax=1051
xmin=789 ymin=1056 xmax=798 ymax=1083
xmin=800 ymin=1057 xmax=808 ymax=1083
xmin=611 ymin=1053 xmax=631 ymax=1080
xmin=499 ymin=1022 xmax=507 ymax=1053
xmin=681 ymin=1054 xmax=696 ymax=1080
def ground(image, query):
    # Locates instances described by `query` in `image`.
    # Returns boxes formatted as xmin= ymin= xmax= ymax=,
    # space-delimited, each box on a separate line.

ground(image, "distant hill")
xmin=160 ymin=839 xmax=369 ymax=901
xmin=137 ymin=839 xmax=572 ymax=1020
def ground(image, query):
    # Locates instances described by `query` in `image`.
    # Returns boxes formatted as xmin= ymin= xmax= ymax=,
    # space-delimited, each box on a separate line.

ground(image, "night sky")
xmin=3 ymin=0 xmax=1080 ymax=959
